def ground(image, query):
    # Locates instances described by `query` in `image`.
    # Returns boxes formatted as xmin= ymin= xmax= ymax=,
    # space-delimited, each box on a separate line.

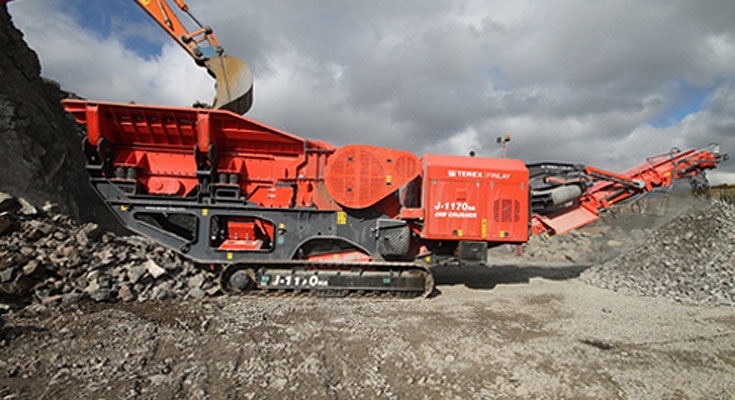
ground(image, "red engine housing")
xmin=418 ymin=155 xmax=529 ymax=242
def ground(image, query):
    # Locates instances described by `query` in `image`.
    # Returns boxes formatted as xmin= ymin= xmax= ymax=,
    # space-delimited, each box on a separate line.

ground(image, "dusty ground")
xmin=2 ymin=190 xmax=734 ymax=399
xmin=2 ymin=261 xmax=734 ymax=399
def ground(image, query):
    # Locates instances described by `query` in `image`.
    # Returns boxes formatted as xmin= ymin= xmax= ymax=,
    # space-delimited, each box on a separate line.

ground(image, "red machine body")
xmin=63 ymin=98 xmax=727 ymax=245
xmin=61 ymin=99 xmax=727 ymax=297
xmin=63 ymin=99 xmax=536 ymax=243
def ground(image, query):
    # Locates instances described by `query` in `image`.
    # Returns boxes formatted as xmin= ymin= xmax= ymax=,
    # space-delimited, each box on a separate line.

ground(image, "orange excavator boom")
xmin=133 ymin=0 xmax=253 ymax=114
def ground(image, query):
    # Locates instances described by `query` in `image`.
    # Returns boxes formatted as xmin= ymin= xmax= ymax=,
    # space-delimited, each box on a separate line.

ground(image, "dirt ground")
xmin=2 ymin=261 xmax=734 ymax=399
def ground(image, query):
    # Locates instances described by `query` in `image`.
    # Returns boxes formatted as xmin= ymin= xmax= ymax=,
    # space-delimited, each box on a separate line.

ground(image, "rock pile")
xmin=487 ymin=214 xmax=649 ymax=264
xmin=489 ymin=192 xmax=702 ymax=265
xmin=0 ymin=193 xmax=219 ymax=307
xmin=581 ymin=199 xmax=735 ymax=306
xmin=521 ymin=224 xmax=645 ymax=264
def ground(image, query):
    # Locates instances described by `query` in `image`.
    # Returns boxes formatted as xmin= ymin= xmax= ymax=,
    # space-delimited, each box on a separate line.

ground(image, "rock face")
xmin=0 ymin=4 xmax=119 ymax=231
xmin=0 ymin=193 xmax=219 ymax=306
xmin=581 ymin=199 xmax=735 ymax=306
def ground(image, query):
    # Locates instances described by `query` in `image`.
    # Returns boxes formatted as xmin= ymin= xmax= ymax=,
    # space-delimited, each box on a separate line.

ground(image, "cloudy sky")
xmin=8 ymin=0 xmax=735 ymax=183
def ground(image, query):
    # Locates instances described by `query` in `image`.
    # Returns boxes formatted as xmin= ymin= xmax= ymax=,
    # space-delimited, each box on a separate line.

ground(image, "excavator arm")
xmin=133 ymin=0 xmax=253 ymax=114
xmin=528 ymin=144 xmax=728 ymax=236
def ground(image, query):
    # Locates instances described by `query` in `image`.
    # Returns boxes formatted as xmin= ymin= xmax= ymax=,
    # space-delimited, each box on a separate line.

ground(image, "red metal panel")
xmin=421 ymin=154 xmax=529 ymax=242
xmin=303 ymin=250 xmax=372 ymax=262
xmin=325 ymin=145 xmax=419 ymax=209
xmin=61 ymin=100 xmax=336 ymax=207
xmin=400 ymin=208 xmax=424 ymax=219
xmin=534 ymin=205 xmax=599 ymax=235
xmin=85 ymin=105 xmax=101 ymax=146
xmin=487 ymin=181 xmax=527 ymax=240
xmin=216 ymin=217 xmax=275 ymax=251
xmin=196 ymin=112 xmax=211 ymax=152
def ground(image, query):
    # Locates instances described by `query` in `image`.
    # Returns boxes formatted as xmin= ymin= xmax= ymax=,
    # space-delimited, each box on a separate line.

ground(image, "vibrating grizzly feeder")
xmin=62 ymin=99 xmax=727 ymax=297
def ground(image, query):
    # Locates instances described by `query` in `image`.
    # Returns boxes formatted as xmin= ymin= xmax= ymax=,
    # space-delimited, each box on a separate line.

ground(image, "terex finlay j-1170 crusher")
xmin=61 ymin=100 xmax=727 ymax=297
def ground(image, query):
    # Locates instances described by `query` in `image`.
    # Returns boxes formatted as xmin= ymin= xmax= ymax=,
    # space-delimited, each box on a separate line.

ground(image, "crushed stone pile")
xmin=0 ymin=192 xmax=219 ymax=308
xmin=486 ymin=222 xmax=642 ymax=265
xmin=581 ymin=199 xmax=735 ymax=306
xmin=488 ymin=192 xmax=702 ymax=264
xmin=520 ymin=224 xmax=645 ymax=264
xmin=486 ymin=212 xmax=651 ymax=265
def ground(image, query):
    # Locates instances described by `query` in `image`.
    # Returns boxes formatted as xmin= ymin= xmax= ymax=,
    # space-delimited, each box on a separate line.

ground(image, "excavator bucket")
xmin=205 ymin=55 xmax=254 ymax=115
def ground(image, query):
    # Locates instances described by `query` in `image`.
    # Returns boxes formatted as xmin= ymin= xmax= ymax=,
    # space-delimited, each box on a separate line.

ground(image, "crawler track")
xmin=220 ymin=260 xmax=434 ymax=299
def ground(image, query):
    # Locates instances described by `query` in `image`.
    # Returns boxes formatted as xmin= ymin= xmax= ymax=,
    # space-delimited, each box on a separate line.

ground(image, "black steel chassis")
xmin=91 ymin=177 xmax=434 ymax=297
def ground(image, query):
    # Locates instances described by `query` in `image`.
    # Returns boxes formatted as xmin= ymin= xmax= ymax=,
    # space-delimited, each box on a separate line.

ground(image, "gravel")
xmin=2 ymin=281 xmax=735 ymax=399
xmin=581 ymin=199 xmax=735 ymax=306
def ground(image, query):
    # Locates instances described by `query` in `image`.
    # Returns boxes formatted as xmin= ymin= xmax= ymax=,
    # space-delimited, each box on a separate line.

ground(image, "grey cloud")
xmin=8 ymin=0 xmax=735 ymax=183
